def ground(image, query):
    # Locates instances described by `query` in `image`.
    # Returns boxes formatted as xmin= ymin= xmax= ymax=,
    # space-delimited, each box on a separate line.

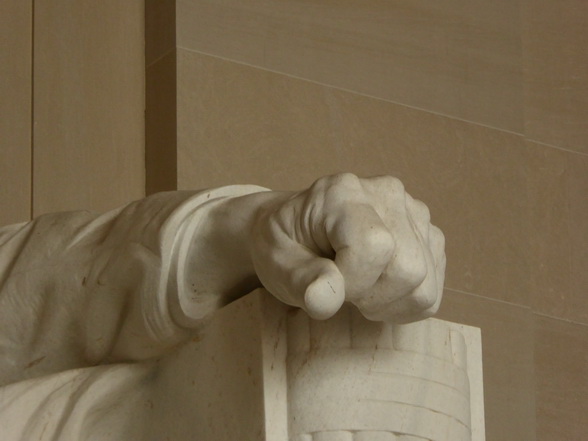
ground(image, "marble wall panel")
xmin=146 ymin=51 xmax=178 ymax=195
xmin=32 ymin=0 xmax=145 ymax=216
xmin=534 ymin=315 xmax=588 ymax=440
xmin=176 ymin=0 xmax=523 ymax=133
xmin=0 ymin=0 xmax=32 ymax=226
xmin=146 ymin=0 xmax=176 ymax=67
xmin=177 ymin=51 xmax=531 ymax=306
xmin=437 ymin=289 xmax=536 ymax=441
xmin=567 ymin=155 xmax=588 ymax=324
xmin=525 ymin=142 xmax=588 ymax=323
xmin=523 ymin=0 xmax=588 ymax=154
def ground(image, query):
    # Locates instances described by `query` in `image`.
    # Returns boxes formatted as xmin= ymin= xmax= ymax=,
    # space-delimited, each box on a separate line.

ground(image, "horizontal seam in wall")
xmin=523 ymin=138 xmax=588 ymax=157
xmin=176 ymin=46 xmax=588 ymax=158
xmin=533 ymin=312 xmax=588 ymax=328
xmin=176 ymin=46 xmax=526 ymax=135
xmin=186 ymin=47 xmax=529 ymax=136
xmin=444 ymin=286 xmax=531 ymax=310
xmin=446 ymin=287 xmax=588 ymax=327
xmin=146 ymin=47 xmax=175 ymax=69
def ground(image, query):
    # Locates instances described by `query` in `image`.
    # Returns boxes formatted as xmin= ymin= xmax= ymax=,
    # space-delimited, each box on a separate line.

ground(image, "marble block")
xmin=148 ymin=289 xmax=485 ymax=440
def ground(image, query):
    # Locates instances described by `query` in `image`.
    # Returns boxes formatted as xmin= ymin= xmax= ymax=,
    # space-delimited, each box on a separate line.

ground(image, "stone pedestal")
xmin=149 ymin=290 xmax=485 ymax=440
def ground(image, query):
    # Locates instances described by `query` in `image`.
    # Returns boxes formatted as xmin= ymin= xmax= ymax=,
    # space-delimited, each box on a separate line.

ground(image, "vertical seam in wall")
xmin=29 ymin=0 xmax=35 ymax=219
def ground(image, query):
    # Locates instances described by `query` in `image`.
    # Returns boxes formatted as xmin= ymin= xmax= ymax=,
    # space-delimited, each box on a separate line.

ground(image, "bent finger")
xmin=405 ymin=194 xmax=431 ymax=244
xmin=252 ymin=219 xmax=346 ymax=320
xmin=358 ymin=229 xmax=438 ymax=322
xmin=325 ymin=202 xmax=394 ymax=300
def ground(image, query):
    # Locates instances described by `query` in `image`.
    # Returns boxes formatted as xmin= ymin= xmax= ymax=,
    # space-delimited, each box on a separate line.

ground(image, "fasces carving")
xmin=287 ymin=306 xmax=472 ymax=441
xmin=140 ymin=292 xmax=483 ymax=441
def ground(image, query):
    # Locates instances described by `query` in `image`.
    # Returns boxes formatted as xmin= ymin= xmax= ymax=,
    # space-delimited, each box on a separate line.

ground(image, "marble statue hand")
xmin=250 ymin=174 xmax=446 ymax=323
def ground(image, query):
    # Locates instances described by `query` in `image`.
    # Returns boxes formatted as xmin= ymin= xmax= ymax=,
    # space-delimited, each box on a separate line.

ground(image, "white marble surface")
xmin=0 ymin=174 xmax=459 ymax=439
xmin=0 ymin=291 xmax=484 ymax=440
xmin=150 ymin=290 xmax=485 ymax=440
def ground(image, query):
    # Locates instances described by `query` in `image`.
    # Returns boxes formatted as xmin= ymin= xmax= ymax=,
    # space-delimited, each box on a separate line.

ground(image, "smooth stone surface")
xmin=0 ymin=0 xmax=32 ymax=226
xmin=146 ymin=50 xmax=178 ymax=195
xmin=534 ymin=315 xmax=588 ymax=441
xmin=151 ymin=291 xmax=485 ymax=440
xmin=287 ymin=303 xmax=484 ymax=441
xmin=437 ymin=289 xmax=536 ymax=441
xmin=176 ymin=0 xmax=523 ymax=133
xmin=523 ymin=0 xmax=588 ymax=154
xmin=526 ymin=142 xmax=588 ymax=323
xmin=145 ymin=0 xmax=176 ymax=67
xmin=33 ymin=0 xmax=145 ymax=215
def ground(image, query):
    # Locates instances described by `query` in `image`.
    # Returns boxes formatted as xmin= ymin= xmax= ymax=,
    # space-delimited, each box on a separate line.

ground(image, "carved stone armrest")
xmin=148 ymin=289 xmax=485 ymax=441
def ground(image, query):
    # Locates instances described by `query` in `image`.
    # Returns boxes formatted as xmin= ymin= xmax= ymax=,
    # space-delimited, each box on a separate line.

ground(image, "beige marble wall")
xmin=146 ymin=49 xmax=178 ymax=194
xmin=0 ymin=0 xmax=145 ymax=225
xmin=32 ymin=0 xmax=145 ymax=215
xmin=176 ymin=0 xmax=524 ymax=133
xmin=166 ymin=1 xmax=588 ymax=439
xmin=1 ymin=1 xmax=145 ymax=220
xmin=0 ymin=0 xmax=32 ymax=226
xmin=146 ymin=0 xmax=177 ymax=195
xmin=523 ymin=0 xmax=588 ymax=154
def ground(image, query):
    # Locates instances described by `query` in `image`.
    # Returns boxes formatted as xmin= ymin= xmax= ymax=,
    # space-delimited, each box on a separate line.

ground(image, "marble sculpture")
xmin=0 ymin=174 xmax=478 ymax=440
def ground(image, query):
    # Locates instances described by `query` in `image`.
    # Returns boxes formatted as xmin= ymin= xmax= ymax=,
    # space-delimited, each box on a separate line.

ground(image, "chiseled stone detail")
xmin=287 ymin=306 xmax=472 ymax=441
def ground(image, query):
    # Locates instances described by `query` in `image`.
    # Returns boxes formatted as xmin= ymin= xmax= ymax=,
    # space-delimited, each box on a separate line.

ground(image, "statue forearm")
xmin=94 ymin=186 xmax=274 ymax=362
xmin=0 ymin=187 xmax=270 ymax=383
xmin=0 ymin=174 xmax=446 ymax=386
xmin=169 ymin=189 xmax=291 ymax=328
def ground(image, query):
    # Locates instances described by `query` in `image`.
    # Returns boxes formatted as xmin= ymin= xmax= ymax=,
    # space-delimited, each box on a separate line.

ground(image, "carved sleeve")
xmin=0 ymin=186 xmax=265 ymax=386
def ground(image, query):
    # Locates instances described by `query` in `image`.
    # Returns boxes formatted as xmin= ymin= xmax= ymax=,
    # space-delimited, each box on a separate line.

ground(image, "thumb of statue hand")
xmin=302 ymin=261 xmax=345 ymax=320
xmin=251 ymin=231 xmax=345 ymax=320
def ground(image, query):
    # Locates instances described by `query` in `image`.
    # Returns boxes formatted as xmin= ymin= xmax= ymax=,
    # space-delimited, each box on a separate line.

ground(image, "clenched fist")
xmin=248 ymin=174 xmax=446 ymax=323
xmin=0 ymin=173 xmax=445 ymax=381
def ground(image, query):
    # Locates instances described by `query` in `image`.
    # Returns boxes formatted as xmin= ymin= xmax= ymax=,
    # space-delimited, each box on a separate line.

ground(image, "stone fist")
xmin=251 ymin=174 xmax=446 ymax=323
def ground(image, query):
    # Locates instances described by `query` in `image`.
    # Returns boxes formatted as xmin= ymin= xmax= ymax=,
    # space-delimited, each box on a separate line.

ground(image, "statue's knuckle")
xmin=383 ymin=176 xmax=404 ymax=194
xmin=396 ymin=251 xmax=428 ymax=287
xmin=314 ymin=173 xmax=364 ymax=205
xmin=413 ymin=199 xmax=431 ymax=223
xmin=430 ymin=225 xmax=445 ymax=249
xmin=424 ymin=300 xmax=441 ymax=317
xmin=361 ymin=227 xmax=394 ymax=258
xmin=310 ymin=176 xmax=328 ymax=193
xmin=329 ymin=173 xmax=361 ymax=189
xmin=410 ymin=289 xmax=437 ymax=311
xmin=311 ymin=173 xmax=360 ymax=196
